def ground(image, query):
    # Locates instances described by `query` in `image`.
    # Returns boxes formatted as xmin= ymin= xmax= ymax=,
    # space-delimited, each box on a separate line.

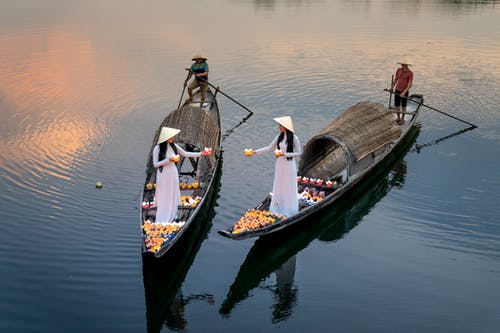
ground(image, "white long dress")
xmin=254 ymin=133 xmax=301 ymax=217
xmin=153 ymin=143 xmax=202 ymax=223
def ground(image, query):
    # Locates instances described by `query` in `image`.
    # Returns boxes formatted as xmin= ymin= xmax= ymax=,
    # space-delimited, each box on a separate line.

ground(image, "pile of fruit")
xmin=180 ymin=181 xmax=199 ymax=190
xmin=181 ymin=195 xmax=201 ymax=208
xmin=298 ymin=186 xmax=326 ymax=206
xmin=141 ymin=201 xmax=156 ymax=209
xmin=142 ymin=220 xmax=185 ymax=253
xmin=232 ymin=209 xmax=286 ymax=234
xmin=145 ymin=183 xmax=156 ymax=190
xmin=297 ymin=176 xmax=338 ymax=188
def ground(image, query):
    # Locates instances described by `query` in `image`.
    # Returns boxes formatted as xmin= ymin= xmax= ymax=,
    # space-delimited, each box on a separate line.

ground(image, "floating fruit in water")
xmin=96 ymin=181 xmax=103 ymax=189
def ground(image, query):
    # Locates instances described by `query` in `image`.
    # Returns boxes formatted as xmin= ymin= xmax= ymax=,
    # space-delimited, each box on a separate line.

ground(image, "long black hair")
xmin=158 ymin=141 xmax=178 ymax=172
xmin=277 ymin=129 xmax=294 ymax=160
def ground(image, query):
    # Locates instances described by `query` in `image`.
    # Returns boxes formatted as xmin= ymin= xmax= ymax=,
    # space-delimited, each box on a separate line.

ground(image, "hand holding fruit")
xmin=170 ymin=154 xmax=180 ymax=162
xmin=274 ymin=148 xmax=284 ymax=157
xmin=202 ymin=147 xmax=213 ymax=156
xmin=244 ymin=148 xmax=254 ymax=156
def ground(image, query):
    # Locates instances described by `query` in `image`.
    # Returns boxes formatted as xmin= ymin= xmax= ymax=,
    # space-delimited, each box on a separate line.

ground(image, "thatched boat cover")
xmin=147 ymin=105 xmax=219 ymax=168
xmin=299 ymin=102 xmax=401 ymax=178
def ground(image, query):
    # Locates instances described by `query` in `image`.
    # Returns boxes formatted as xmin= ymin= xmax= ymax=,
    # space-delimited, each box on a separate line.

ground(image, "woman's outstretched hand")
xmin=244 ymin=148 xmax=254 ymax=156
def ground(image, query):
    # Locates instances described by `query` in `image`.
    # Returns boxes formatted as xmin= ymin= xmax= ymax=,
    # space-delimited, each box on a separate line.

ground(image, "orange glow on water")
xmin=0 ymin=28 xmax=108 ymax=176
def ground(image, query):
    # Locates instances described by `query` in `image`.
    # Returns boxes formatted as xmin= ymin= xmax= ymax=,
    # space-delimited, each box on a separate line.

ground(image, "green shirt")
xmin=190 ymin=62 xmax=209 ymax=81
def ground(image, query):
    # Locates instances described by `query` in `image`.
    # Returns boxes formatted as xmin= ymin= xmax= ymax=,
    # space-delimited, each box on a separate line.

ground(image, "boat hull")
xmin=219 ymin=94 xmax=424 ymax=239
xmin=141 ymin=89 xmax=222 ymax=257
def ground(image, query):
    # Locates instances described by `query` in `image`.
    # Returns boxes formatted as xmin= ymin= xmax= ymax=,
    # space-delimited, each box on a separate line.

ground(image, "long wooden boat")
xmin=219 ymin=151 xmax=416 ymax=316
xmin=218 ymin=94 xmax=424 ymax=239
xmin=141 ymin=88 xmax=221 ymax=258
xmin=142 ymin=167 xmax=220 ymax=332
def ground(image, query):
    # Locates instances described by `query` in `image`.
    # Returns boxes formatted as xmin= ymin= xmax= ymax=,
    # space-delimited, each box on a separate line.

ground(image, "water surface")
xmin=1 ymin=1 xmax=499 ymax=332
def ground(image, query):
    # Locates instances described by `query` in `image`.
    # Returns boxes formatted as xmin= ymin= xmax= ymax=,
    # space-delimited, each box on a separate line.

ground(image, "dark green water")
xmin=1 ymin=1 xmax=499 ymax=332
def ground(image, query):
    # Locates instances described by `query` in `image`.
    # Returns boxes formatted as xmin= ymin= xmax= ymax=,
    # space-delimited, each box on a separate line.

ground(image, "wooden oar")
xmin=384 ymin=89 xmax=478 ymax=128
xmin=388 ymin=75 xmax=394 ymax=109
xmin=176 ymin=72 xmax=191 ymax=110
xmin=185 ymin=68 xmax=254 ymax=115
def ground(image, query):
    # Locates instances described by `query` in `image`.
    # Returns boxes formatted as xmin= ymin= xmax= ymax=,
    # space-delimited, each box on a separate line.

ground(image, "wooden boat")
xmin=141 ymin=88 xmax=221 ymax=257
xmin=218 ymin=94 xmax=424 ymax=239
xmin=219 ymin=152 xmax=415 ymax=316
xmin=142 ymin=168 xmax=220 ymax=332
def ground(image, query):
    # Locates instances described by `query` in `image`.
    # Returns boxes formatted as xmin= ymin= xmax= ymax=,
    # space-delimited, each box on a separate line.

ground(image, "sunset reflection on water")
xmin=0 ymin=1 xmax=500 ymax=333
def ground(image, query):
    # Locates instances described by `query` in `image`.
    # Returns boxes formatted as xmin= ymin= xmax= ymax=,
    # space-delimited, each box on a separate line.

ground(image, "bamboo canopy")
xmin=299 ymin=102 xmax=401 ymax=178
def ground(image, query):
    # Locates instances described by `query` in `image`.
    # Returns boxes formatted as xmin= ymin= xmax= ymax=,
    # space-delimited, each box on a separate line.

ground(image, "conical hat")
xmin=397 ymin=57 xmax=413 ymax=66
xmin=274 ymin=116 xmax=295 ymax=133
xmin=192 ymin=53 xmax=207 ymax=61
xmin=158 ymin=127 xmax=181 ymax=144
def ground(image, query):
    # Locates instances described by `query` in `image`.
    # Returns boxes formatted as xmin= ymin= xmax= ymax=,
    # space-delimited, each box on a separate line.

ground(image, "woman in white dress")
xmin=153 ymin=127 xmax=211 ymax=223
xmin=246 ymin=116 xmax=301 ymax=217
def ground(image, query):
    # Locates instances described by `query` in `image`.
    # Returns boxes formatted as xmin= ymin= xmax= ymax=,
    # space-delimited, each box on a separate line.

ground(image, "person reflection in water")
xmin=271 ymin=255 xmax=298 ymax=323
xmin=165 ymin=290 xmax=215 ymax=331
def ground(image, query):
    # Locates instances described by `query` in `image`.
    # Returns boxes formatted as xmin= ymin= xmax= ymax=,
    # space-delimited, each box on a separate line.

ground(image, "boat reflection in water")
xmin=219 ymin=127 xmax=419 ymax=320
xmin=142 ymin=161 xmax=222 ymax=333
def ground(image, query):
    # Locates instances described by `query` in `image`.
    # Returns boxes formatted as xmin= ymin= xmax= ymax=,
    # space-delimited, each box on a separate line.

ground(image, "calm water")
xmin=1 ymin=0 xmax=499 ymax=332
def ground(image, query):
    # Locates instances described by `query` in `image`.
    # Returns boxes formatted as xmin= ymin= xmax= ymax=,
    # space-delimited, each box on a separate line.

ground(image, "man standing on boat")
xmin=184 ymin=53 xmax=209 ymax=106
xmin=389 ymin=58 xmax=413 ymax=125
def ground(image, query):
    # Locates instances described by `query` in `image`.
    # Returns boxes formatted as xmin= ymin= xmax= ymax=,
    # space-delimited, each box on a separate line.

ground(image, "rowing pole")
xmin=177 ymin=71 xmax=190 ymax=110
xmin=384 ymin=89 xmax=478 ymax=128
xmin=185 ymin=68 xmax=254 ymax=115
xmin=388 ymin=75 xmax=394 ymax=109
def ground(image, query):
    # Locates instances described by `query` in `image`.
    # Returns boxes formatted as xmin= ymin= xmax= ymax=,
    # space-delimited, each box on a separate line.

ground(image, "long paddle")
xmin=384 ymin=89 xmax=478 ymax=128
xmin=388 ymin=75 xmax=394 ymax=109
xmin=177 ymin=72 xmax=191 ymax=110
xmin=185 ymin=68 xmax=254 ymax=115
